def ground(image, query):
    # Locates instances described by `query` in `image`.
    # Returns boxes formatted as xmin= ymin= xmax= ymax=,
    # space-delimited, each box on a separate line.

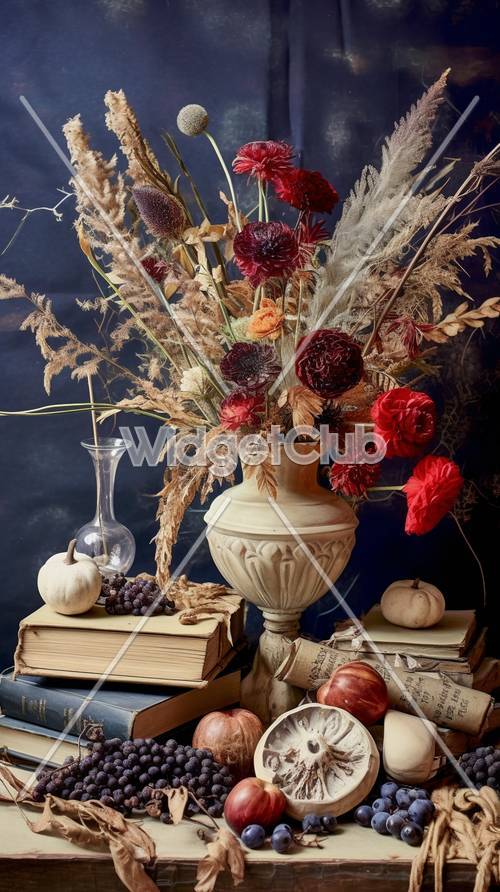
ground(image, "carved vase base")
xmin=240 ymin=611 xmax=304 ymax=725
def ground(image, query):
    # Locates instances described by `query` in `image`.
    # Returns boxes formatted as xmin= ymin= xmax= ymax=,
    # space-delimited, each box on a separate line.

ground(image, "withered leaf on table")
xmin=166 ymin=786 xmax=188 ymax=824
xmin=195 ymin=827 xmax=245 ymax=892
xmin=109 ymin=837 xmax=159 ymax=892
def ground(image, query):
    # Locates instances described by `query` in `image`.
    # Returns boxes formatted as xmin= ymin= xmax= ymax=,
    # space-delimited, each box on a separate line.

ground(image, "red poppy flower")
xmin=403 ymin=455 xmax=464 ymax=535
xmin=295 ymin=329 xmax=364 ymax=399
xmin=329 ymin=461 xmax=381 ymax=497
xmin=219 ymin=390 xmax=265 ymax=430
xmin=275 ymin=168 xmax=339 ymax=213
xmin=233 ymin=221 xmax=300 ymax=285
xmin=232 ymin=141 xmax=294 ymax=181
xmin=371 ymin=387 xmax=436 ymax=458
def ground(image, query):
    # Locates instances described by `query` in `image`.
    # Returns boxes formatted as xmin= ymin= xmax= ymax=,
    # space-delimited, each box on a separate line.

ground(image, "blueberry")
xmin=274 ymin=822 xmax=293 ymax=835
xmin=372 ymin=797 xmax=393 ymax=813
xmin=354 ymin=805 xmax=374 ymax=827
xmin=371 ymin=812 xmax=390 ymax=834
xmin=321 ymin=814 xmax=337 ymax=833
xmin=302 ymin=813 xmax=322 ymax=833
xmin=386 ymin=812 xmax=407 ymax=837
xmin=380 ymin=781 xmax=399 ymax=800
xmin=408 ymin=800 xmax=435 ymax=827
xmin=241 ymin=824 xmax=266 ymax=849
xmin=271 ymin=827 xmax=293 ymax=854
xmin=401 ymin=821 xmax=424 ymax=846
xmin=408 ymin=788 xmax=429 ymax=801
xmin=395 ymin=789 xmax=412 ymax=809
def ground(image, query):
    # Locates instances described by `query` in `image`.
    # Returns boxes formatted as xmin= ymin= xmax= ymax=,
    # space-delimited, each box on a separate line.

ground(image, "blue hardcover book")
xmin=0 ymin=668 xmax=240 ymax=740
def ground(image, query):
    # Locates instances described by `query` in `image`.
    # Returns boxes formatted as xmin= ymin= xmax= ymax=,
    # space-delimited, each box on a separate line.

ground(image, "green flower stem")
xmin=295 ymin=278 xmax=304 ymax=347
xmin=0 ymin=403 xmax=170 ymax=424
xmin=263 ymin=183 xmax=269 ymax=222
xmin=368 ymin=485 xmax=405 ymax=492
xmin=203 ymin=131 xmax=242 ymax=231
xmin=258 ymin=181 xmax=264 ymax=222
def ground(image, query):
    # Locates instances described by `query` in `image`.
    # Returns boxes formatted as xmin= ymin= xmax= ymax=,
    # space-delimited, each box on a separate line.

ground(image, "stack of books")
xmin=334 ymin=606 xmax=497 ymax=690
xmin=0 ymin=597 xmax=245 ymax=766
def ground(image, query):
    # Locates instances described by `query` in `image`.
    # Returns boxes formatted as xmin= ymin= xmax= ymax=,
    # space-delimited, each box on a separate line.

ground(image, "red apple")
xmin=224 ymin=777 xmax=286 ymax=834
xmin=317 ymin=660 xmax=389 ymax=725
xmin=193 ymin=708 xmax=264 ymax=780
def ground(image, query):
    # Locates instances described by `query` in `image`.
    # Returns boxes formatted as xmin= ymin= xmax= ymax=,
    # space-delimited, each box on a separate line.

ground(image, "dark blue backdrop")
xmin=1 ymin=0 xmax=499 ymax=669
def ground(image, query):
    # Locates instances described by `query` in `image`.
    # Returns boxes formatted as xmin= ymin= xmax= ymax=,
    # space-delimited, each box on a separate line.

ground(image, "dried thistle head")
xmin=132 ymin=186 xmax=186 ymax=238
xmin=176 ymin=104 xmax=209 ymax=137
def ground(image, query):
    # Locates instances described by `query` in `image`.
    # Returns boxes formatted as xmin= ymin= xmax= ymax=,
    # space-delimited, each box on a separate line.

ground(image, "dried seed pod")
xmin=254 ymin=703 xmax=379 ymax=818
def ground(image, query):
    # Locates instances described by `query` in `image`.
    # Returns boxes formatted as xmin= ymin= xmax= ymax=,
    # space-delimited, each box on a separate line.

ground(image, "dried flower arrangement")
xmin=1 ymin=71 xmax=499 ymax=587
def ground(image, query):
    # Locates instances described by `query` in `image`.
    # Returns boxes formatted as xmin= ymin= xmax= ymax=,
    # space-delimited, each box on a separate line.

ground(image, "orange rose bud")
xmin=247 ymin=297 xmax=284 ymax=341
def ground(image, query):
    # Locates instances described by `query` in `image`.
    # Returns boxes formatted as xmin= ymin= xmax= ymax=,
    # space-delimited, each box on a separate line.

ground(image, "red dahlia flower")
xmin=371 ymin=387 xmax=436 ymax=458
xmin=233 ymin=221 xmax=300 ymax=285
xmin=232 ymin=141 xmax=294 ymax=181
xmin=275 ymin=168 xmax=339 ymax=214
xmin=220 ymin=341 xmax=281 ymax=390
xmin=295 ymin=329 xmax=364 ymax=399
xmin=141 ymin=256 xmax=169 ymax=283
xmin=329 ymin=461 xmax=381 ymax=497
xmin=403 ymin=455 xmax=463 ymax=535
xmin=219 ymin=390 xmax=265 ymax=430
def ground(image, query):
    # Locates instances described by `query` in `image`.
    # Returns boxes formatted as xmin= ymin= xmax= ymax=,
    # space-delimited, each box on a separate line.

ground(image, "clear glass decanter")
xmin=75 ymin=437 xmax=136 ymax=576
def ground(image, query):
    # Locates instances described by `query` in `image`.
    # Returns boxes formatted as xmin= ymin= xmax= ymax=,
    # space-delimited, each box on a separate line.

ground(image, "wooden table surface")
xmin=0 ymin=770 xmax=483 ymax=891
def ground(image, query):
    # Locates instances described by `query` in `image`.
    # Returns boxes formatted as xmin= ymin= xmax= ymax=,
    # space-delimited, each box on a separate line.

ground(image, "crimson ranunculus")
xmin=329 ymin=461 xmax=381 ymax=496
xmin=295 ymin=329 xmax=363 ymax=398
xmin=219 ymin=390 xmax=264 ymax=430
xmin=371 ymin=387 xmax=436 ymax=458
xmin=403 ymin=455 xmax=464 ymax=535
xmin=232 ymin=141 xmax=294 ymax=181
xmin=274 ymin=168 xmax=339 ymax=213
xmin=233 ymin=222 xmax=300 ymax=285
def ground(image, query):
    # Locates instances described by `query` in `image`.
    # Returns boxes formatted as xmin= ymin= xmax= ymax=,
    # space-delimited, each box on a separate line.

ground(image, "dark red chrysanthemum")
xmin=219 ymin=390 xmax=265 ymax=430
xmin=232 ymin=141 xmax=294 ymax=181
xmin=403 ymin=455 xmax=464 ymax=535
xmin=297 ymin=219 xmax=329 ymax=265
xmin=295 ymin=329 xmax=364 ymax=399
xmin=233 ymin=221 xmax=300 ymax=285
xmin=141 ymin=256 xmax=170 ymax=283
xmin=275 ymin=168 xmax=339 ymax=213
xmin=220 ymin=341 xmax=281 ymax=390
xmin=329 ymin=461 xmax=381 ymax=497
xmin=133 ymin=186 xmax=186 ymax=238
xmin=371 ymin=387 xmax=436 ymax=459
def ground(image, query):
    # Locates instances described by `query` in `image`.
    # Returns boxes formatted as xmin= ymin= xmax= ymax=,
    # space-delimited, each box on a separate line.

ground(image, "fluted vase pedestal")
xmin=204 ymin=445 xmax=358 ymax=725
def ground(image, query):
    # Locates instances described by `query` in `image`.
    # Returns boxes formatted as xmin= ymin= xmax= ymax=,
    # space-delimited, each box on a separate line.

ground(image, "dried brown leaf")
xmin=195 ymin=827 xmax=245 ymax=892
xmin=278 ymin=385 xmax=323 ymax=427
xmin=245 ymin=453 xmax=278 ymax=500
xmin=165 ymin=786 xmax=188 ymax=824
xmin=422 ymin=296 xmax=500 ymax=343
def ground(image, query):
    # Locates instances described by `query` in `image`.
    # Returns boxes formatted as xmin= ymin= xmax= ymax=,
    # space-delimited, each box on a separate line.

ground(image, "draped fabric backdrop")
xmin=1 ymin=0 xmax=499 ymax=667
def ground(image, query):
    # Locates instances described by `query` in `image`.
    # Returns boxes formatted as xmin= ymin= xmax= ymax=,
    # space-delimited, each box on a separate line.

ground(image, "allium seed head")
xmin=176 ymin=104 xmax=209 ymax=136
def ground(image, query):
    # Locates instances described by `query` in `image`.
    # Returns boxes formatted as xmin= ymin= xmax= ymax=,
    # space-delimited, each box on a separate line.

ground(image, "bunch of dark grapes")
xmin=458 ymin=745 xmax=499 ymax=790
xmin=354 ymin=781 xmax=435 ymax=846
xmin=101 ymin=575 xmax=176 ymax=617
xmin=33 ymin=737 xmax=234 ymax=822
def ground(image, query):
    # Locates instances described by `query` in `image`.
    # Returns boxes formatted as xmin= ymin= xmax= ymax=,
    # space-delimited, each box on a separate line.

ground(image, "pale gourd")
xmin=383 ymin=710 xmax=444 ymax=783
xmin=380 ymin=578 xmax=445 ymax=629
xmin=37 ymin=539 xmax=101 ymax=615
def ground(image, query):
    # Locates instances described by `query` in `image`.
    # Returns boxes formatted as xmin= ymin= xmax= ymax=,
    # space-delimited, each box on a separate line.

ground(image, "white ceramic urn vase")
xmin=204 ymin=445 xmax=358 ymax=724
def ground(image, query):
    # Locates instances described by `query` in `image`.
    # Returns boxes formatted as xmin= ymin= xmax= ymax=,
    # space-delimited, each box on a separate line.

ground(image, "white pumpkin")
xmin=381 ymin=578 xmax=445 ymax=629
xmin=383 ymin=710 xmax=444 ymax=783
xmin=37 ymin=539 xmax=101 ymax=615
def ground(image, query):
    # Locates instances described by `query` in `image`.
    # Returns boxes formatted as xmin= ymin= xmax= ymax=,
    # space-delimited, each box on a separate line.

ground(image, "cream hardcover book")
xmin=14 ymin=599 xmax=244 ymax=686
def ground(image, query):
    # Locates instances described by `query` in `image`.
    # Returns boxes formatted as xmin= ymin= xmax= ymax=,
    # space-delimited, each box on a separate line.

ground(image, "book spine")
xmin=0 ymin=677 xmax=133 ymax=739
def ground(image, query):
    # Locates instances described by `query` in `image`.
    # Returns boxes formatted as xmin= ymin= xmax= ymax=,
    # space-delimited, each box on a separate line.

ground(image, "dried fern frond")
xmin=277 ymin=385 xmax=323 ymax=427
xmin=0 ymin=274 xmax=26 ymax=300
xmin=104 ymin=89 xmax=162 ymax=187
xmin=422 ymin=297 xmax=500 ymax=343
xmin=244 ymin=452 xmax=278 ymax=499
xmin=310 ymin=70 xmax=449 ymax=326
xmin=155 ymin=465 xmax=208 ymax=587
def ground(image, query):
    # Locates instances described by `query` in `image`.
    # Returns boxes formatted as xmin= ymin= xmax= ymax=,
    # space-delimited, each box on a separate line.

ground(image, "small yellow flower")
xmin=247 ymin=297 xmax=284 ymax=341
